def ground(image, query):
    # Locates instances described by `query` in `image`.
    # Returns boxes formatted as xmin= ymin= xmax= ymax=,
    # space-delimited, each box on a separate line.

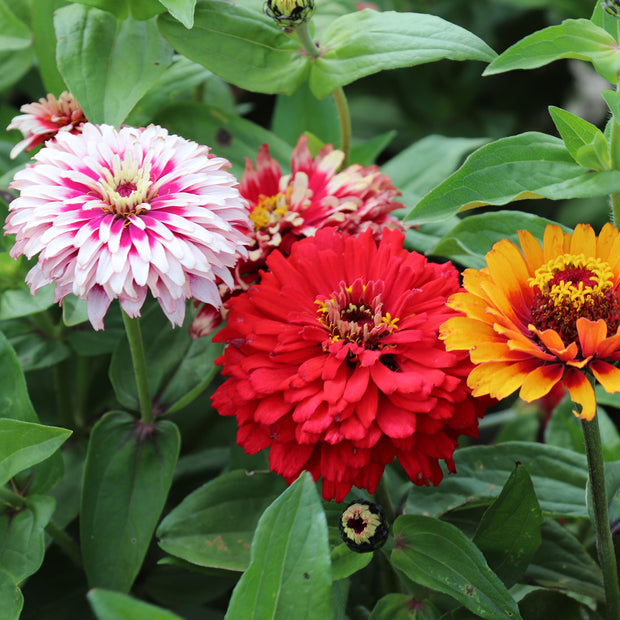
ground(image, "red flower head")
xmin=7 ymin=91 xmax=87 ymax=159
xmin=211 ymin=228 xmax=487 ymax=501
xmin=190 ymin=135 xmax=404 ymax=338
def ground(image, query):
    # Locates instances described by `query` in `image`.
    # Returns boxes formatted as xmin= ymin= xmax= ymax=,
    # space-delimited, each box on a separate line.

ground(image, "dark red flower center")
xmin=529 ymin=253 xmax=620 ymax=345
xmin=116 ymin=181 xmax=137 ymax=197
xmin=347 ymin=515 xmax=366 ymax=534
xmin=315 ymin=279 xmax=398 ymax=350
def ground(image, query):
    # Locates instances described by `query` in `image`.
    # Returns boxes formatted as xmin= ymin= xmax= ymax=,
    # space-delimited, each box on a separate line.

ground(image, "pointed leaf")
xmin=405 ymin=442 xmax=588 ymax=518
xmin=473 ymin=464 xmax=544 ymax=588
xmin=0 ymin=419 xmax=71 ymax=487
xmin=225 ymin=473 xmax=332 ymax=619
xmin=80 ymin=411 xmax=180 ymax=591
xmin=309 ymin=10 xmax=496 ymax=98
xmin=159 ymin=0 xmax=196 ymax=29
xmin=0 ymin=495 xmax=55 ymax=583
xmin=55 ymin=4 xmax=173 ymax=126
xmin=391 ymin=515 xmax=522 ymax=620
xmin=88 ymin=589 xmax=184 ymax=620
xmin=549 ymin=105 xmax=610 ymax=170
xmin=157 ymin=1 xmax=309 ymax=95
xmin=157 ymin=470 xmax=287 ymax=571
xmin=408 ymin=132 xmax=620 ymax=224
xmin=484 ymin=19 xmax=620 ymax=83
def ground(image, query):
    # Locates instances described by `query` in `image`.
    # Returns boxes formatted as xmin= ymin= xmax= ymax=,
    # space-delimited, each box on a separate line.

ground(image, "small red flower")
xmin=190 ymin=135 xmax=403 ymax=338
xmin=211 ymin=228 xmax=487 ymax=501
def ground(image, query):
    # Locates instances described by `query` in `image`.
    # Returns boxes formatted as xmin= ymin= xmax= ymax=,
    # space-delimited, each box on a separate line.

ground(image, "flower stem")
xmin=581 ymin=415 xmax=620 ymax=620
xmin=295 ymin=23 xmax=352 ymax=165
xmin=121 ymin=311 xmax=154 ymax=425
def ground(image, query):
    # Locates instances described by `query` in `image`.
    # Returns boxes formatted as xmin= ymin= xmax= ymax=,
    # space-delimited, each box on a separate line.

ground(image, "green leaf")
xmin=157 ymin=469 xmax=287 ymax=571
xmin=157 ymin=1 xmax=309 ymax=96
xmin=0 ymin=418 xmax=71 ymax=487
xmin=225 ymin=473 xmax=333 ymax=620
xmin=517 ymin=589 xmax=591 ymax=620
xmin=330 ymin=543 xmax=372 ymax=581
xmin=0 ymin=495 xmax=55 ymax=584
xmin=62 ymin=295 xmax=89 ymax=326
xmin=0 ymin=46 xmax=34 ymax=91
xmin=0 ymin=567 xmax=23 ymax=620
xmin=370 ymin=593 xmax=440 ymax=620
xmin=408 ymin=132 xmax=620 ymax=224
xmin=0 ymin=284 xmax=55 ymax=320
xmin=55 ymin=4 xmax=173 ymax=126
xmin=0 ymin=331 xmax=37 ymax=422
xmin=472 ymin=465 xmax=543 ymax=588
xmin=88 ymin=589 xmax=184 ymax=620
xmin=350 ymin=131 xmax=396 ymax=167
xmin=154 ymin=101 xmax=293 ymax=178
xmin=391 ymin=515 xmax=522 ymax=620
xmin=405 ymin=442 xmax=588 ymax=518
xmin=483 ymin=19 xmax=620 ymax=83
xmin=0 ymin=0 xmax=31 ymax=50
xmin=29 ymin=0 xmax=67 ymax=94
xmin=429 ymin=211 xmax=569 ymax=269
xmin=310 ymin=11 xmax=496 ymax=98
xmin=549 ymin=105 xmax=610 ymax=170
xmin=525 ymin=519 xmax=604 ymax=600
xmin=159 ymin=0 xmax=196 ymax=29
xmin=80 ymin=411 xmax=180 ymax=591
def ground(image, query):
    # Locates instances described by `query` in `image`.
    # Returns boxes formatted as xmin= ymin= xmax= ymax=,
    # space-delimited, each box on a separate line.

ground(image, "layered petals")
xmin=212 ymin=228 xmax=488 ymax=501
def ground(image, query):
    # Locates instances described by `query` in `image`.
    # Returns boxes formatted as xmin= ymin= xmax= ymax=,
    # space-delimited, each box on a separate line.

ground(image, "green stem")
xmin=295 ymin=23 xmax=352 ymax=165
xmin=54 ymin=359 xmax=74 ymax=429
xmin=45 ymin=521 xmax=83 ymax=569
xmin=581 ymin=415 xmax=620 ymax=620
xmin=121 ymin=311 xmax=154 ymax=425
xmin=609 ymin=82 xmax=620 ymax=226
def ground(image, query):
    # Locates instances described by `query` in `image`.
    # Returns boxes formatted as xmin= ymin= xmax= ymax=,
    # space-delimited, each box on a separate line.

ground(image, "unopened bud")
xmin=264 ymin=0 xmax=315 ymax=28
xmin=339 ymin=500 xmax=388 ymax=553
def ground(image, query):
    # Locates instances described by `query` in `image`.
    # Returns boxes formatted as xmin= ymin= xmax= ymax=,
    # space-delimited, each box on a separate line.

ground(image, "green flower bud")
xmin=339 ymin=500 xmax=389 ymax=553
xmin=603 ymin=0 xmax=620 ymax=18
xmin=264 ymin=0 xmax=315 ymax=28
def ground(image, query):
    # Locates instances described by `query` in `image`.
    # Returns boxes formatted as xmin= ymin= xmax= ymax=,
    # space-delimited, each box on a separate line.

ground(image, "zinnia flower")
xmin=190 ymin=135 xmax=403 ymax=338
xmin=5 ymin=123 xmax=250 ymax=330
xmin=440 ymin=223 xmax=620 ymax=421
xmin=211 ymin=227 xmax=487 ymax=501
xmin=7 ymin=91 xmax=87 ymax=159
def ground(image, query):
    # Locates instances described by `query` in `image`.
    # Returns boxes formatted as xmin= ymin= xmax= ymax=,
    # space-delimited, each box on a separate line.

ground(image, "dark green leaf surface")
xmin=0 ymin=331 xmax=37 ymax=422
xmin=0 ymin=418 xmax=71 ymax=486
xmin=225 ymin=473 xmax=332 ymax=619
xmin=484 ymin=19 xmax=620 ymax=83
xmin=80 ymin=411 xmax=180 ymax=591
xmin=309 ymin=11 xmax=496 ymax=98
xmin=369 ymin=593 xmax=440 ymax=619
xmin=0 ymin=567 xmax=23 ymax=620
xmin=88 ymin=589 xmax=184 ymax=620
xmin=408 ymin=132 xmax=620 ymax=223
xmin=391 ymin=515 xmax=522 ymax=619
xmin=330 ymin=543 xmax=372 ymax=581
xmin=55 ymin=4 xmax=173 ymax=126
xmin=405 ymin=442 xmax=588 ymax=518
xmin=473 ymin=465 xmax=543 ymax=587
xmin=157 ymin=470 xmax=287 ymax=571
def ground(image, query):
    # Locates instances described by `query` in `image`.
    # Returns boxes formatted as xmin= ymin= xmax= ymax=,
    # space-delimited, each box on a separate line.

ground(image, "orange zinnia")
xmin=440 ymin=223 xmax=620 ymax=421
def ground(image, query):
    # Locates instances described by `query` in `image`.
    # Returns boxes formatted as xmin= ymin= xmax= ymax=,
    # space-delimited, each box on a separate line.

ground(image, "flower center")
xmin=98 ymin=153 xmax=153 ymax=216
xmin=250 ymin=191 xmax=292 ymax=230
xmin=529 ymin=253 xmax=620 ymax=344
xmin=340 ymin=503 xmax=381 ymax=544
xmin=315 ymin=279 xmax=398 ymax=350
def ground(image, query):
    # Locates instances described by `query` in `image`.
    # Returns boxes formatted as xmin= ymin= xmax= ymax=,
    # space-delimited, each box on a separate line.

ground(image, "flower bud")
xmin=264 ymin=0 xmax=314 ymax=28
xmin=339 ymin=500 xmax=388 ymax=553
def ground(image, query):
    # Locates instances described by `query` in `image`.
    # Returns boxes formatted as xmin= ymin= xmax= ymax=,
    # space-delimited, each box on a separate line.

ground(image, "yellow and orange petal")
xmin=442 ymin=223 xmax=620 ymax=419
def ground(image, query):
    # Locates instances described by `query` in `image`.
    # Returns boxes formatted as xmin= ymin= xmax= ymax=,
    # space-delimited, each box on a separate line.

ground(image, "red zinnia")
xmin=211 ymin=228 xmax=487 ymax=501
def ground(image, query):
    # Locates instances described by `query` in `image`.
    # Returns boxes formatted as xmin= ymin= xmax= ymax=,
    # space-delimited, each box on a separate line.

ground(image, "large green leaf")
xmin=525 ymin=519 xmax=604 ymax=600
xmin=30 ymin=0 xmax=67 ymax=94
xmin=157 ymin=470 xmax=287 ymax=571
xmin=0 ymin=567 xmax=23 ymax=620
xmin=391 ymin=515 xmax=522 ymax=620
xmin=225 ymin=473 xmax=332 ymax=619
xmin=484 ymin=19 xmax=620 ymax=83
xmin=80 ymin=411 xmax=180 ymax=591
xmin=0 ymin=285 xmax=55 ymax=320
xmin=0 ymin=418 xmax=71 ymax=487
xmin=309 ymin=10 xmax=497 ymax=98
xmin=369 ymin=594 xmax=440 ymax=620
xmin=0 ymin=0 xmax=31 ymax=50
xmin=55 ymin=4 xmax=173 ymax=126
xmin=472 ymin=465 xmax=543 ymax=588
xmin=159 ymin=0 xmax=196 ymax=29
xmin=405 ymin=442 xmax=588 ymax=518
xmin=154 ymin=101 xmax=293 ymax=178
xmin=407 ymin=132 xmax=620 ymax=224
xmin=0 ymin=331 xmax=37 ymax=422
xmin=0 ymin=495 xmax=55 ymax=584
xmin=88 ymin=589 xmax=184 ymax=620
xmin=157 ymin=1 xmax=309 ymax=96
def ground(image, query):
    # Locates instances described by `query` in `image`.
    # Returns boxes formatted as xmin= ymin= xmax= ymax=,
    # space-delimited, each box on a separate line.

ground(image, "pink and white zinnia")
xmin=5 ymin=123 xmax=251 ymax=330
